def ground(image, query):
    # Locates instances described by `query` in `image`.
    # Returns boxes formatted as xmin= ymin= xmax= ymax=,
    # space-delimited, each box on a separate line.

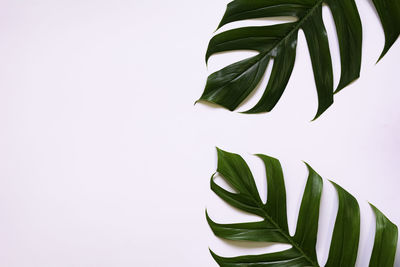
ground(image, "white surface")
xmin=0 ymin=0 xmax=399 ymax=266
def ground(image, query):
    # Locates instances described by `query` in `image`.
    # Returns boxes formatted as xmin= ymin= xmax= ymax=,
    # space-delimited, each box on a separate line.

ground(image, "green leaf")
xmin=371 ymin=0 xmax=400 ymax=60
xmin=325 ymin=182 xmax=360 ymax=267
xmin=198 ymin=0 xmax=400 ymax=119
xmin=369 ymin=204 xmax=398 ymax=267
xmin=207 ymin=148 xmax=398 ymax=266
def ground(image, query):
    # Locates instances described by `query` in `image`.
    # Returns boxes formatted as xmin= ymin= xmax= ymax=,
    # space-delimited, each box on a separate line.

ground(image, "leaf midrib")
xmin=260 ymin=0 xmax=325 ymax=58
xmin=215 ymin=0 xmax=325 ymax=94
xmin=207 ymin=0 xmax=325 ymax=106
xmin=258 ymin=207 xmax=319 ymax=267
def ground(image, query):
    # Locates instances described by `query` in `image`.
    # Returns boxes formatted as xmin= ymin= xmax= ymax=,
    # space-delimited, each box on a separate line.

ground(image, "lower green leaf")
xmin=207 ymin=148 xmax=398 ymax=267
xmin=369 ymin=204 xmax=398 ymax=267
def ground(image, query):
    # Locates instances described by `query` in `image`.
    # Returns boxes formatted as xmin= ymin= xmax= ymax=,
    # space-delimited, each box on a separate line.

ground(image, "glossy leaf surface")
xmin=207 ymin=148 xmax=398 ymax=266
xmin=199 ymin=0 xmax=400 ymax=119
xmin=369 ymin=204 xmax=398 ymax=267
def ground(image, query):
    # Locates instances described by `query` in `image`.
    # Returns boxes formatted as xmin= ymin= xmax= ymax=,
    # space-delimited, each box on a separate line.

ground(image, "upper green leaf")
xmin=207 ymin=148 xmax=398 ymax=266
xmin=198 ymin=0 xmax=400 ymax=119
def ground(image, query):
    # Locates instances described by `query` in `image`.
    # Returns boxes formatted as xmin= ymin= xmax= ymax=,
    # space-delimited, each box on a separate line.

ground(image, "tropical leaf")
xmin=369 ymin=204 xmax=399 ymax=267
xmin=207 ymin=148 xmax=398 ymax=266
xmin=198 ymin=0 xmax=400 ymax=119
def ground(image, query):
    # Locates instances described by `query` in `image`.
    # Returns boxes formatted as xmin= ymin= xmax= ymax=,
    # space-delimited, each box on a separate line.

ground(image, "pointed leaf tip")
xmin=369 ymin=204 xmax=398 ymax=267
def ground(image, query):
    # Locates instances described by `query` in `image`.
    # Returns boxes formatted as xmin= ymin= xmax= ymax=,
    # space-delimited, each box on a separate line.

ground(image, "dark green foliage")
xmin=207 ymin=148 xmax=398 ymax=266
xmin=369 ymin=204 xmax=398 ymax=267
xmin=198 ymin=0 xmax=400 ymax=119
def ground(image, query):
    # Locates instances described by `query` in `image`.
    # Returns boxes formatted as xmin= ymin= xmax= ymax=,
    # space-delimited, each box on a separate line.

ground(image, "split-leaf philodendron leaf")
xmin=198 ymin=0 xmax=400 ymax=119
xmin=207 ymin=148 xmax=398 ymax=266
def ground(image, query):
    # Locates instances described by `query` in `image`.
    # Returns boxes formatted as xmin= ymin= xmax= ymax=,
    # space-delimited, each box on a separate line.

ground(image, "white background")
xmin=0 ymin=0 xmax=399 ymax=266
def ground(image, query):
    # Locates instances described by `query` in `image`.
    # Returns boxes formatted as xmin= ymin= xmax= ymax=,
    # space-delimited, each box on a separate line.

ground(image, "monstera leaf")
xmin=198 ymin=0 xmax=400 ymax=119
xmin=207 ymin=148 xmax=398 ymax=266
